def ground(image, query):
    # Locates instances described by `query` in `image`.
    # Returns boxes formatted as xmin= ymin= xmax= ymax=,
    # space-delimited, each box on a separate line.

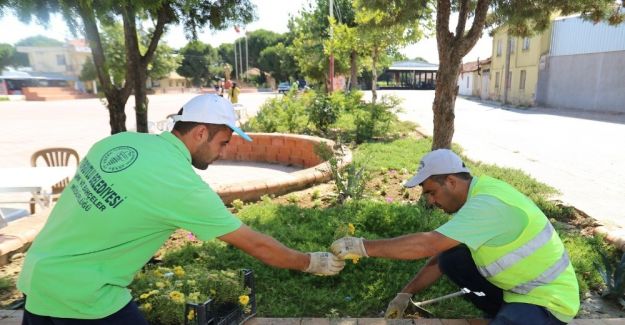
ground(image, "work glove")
xmin=304 ymin=252 xmax=345 ymax=276
xmin=330 ymin=237 xmax=368 ymax=259
xmin=385 ymin=293 xmax=412 ymax=319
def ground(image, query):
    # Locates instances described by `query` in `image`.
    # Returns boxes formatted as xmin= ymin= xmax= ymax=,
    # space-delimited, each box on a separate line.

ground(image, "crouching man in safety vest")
xmin=331 ymin=149 xmax=579 ymax=324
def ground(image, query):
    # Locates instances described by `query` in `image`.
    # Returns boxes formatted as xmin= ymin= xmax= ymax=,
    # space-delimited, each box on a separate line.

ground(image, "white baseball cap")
xmin=171 ymin=94 xmax=252 ymax=142
xmin=404 ymin=149 xmax=470 ymax=188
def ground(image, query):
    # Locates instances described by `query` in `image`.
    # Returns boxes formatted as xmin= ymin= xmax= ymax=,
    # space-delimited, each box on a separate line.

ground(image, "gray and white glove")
xmin=330 ymin=237 xmax=369 ymax=260
xmin=385 ymin=292 xmax=412 ymax=319
xmin=304 ymin=252 xmax=345 ymax=276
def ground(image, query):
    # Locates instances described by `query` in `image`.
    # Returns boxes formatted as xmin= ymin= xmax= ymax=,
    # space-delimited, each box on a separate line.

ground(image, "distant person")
xmin=18 ymin=94 xmax=345 ymax=324
xmin=229 ymin=82 xmax=240 ymax=104
xmin=331 ymin=149 xmax=579 ymax=325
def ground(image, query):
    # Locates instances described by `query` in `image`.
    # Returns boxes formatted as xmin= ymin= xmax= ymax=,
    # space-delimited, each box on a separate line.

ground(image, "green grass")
xmin=158 ymin=137 xmax=609 ymax=318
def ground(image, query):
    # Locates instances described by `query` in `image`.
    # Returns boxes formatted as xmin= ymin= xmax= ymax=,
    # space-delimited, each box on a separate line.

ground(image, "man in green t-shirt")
xmin=330 ymin=149 xmax=579 ymax=325
xmin=18 ymin=94 xmax=344 ymax=324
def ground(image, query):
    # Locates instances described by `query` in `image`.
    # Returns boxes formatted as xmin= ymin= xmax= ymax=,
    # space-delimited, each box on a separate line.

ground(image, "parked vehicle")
xmin=277 ymin=82 xmax=291 ymax=94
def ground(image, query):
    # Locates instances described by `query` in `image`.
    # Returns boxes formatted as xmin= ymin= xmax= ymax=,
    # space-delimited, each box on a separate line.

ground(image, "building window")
xmin=510 ymin=38 xmax=516 ymax=54
xmin=495 ymin=71 xmax=500 ymax=88
xmin=497 ymin=40 xmax=502 ymax=56
xmin=506 ymin=71 xmax=512 ymax=89
xmin=522 ymin=37 xmax=530 ymax=50
xmin=56 ymin=54 xmax=66 ymax=66
xmin=520 ymin=70 xmax=526 ymax=90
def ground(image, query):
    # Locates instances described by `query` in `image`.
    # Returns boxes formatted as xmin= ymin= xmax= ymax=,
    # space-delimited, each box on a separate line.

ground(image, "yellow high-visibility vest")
xmin=468 ymin=176 xmax=579 ymax=321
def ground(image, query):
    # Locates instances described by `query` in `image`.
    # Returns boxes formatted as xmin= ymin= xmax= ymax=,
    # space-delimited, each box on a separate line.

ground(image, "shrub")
xmin=307 ymin=94 xmax=338 ymax=135
xmin=245 ymin=91 xmax=312 ymax=133
xmin=354 ymin=95 xmax=402 ymax=143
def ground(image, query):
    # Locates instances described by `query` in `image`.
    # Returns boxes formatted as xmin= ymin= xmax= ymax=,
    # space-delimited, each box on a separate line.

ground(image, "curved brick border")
xmin=215 ymin=133 xmax=351 ymax=204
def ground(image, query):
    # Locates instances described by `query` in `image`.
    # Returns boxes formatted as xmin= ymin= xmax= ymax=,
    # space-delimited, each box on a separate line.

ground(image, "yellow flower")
xmin=239 ymin=295 xmax=250 ymax=306
xmin=173 ymin=266 xmax=185 ymax=277
xmin=155 ymin=282 xmax=165 ymax=289
xmin=187 ymin=309 xmax=196 ymax=321
xmin=169 ymin=291 xmax=185 ymax=304
xmin=348 ymin=223 xmax=356 ymax=235
xmin=140 ymin=293 xmax=150 ymax=300
xmin=149 ymin=290 xmax=159 ymax=295
xmin=186 ymin=280 xmax=196 ymax=286
xmin=352 ymin=257 xmax=360 ymax=264
xmin=141 ymin=303 xmax=152 ymax=311
xmin=189 ymin=291 xmax=201 ymax=302
xmin=153 ymin=270 xmax=163 ymax=277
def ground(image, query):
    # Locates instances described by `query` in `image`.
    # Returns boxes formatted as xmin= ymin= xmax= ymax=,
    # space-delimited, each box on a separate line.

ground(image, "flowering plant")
xmin=130 ymin=265 xmax=251 ymax=325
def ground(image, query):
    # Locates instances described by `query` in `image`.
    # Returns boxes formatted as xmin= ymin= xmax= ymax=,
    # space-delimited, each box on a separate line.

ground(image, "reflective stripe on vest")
xmin=511 ymin=250 xmax=571 ymax=294
xmin=477 ymin=222 xmax=554 ymax=278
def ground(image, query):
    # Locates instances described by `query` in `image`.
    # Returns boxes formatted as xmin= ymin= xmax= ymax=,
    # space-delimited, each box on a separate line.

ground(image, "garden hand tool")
xmin=409 ymin=287 xmax=485 ymax=317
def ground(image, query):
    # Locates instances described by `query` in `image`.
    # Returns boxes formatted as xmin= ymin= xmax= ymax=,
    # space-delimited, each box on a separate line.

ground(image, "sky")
xmin=0 ymin=0 xmax=492 ymax=64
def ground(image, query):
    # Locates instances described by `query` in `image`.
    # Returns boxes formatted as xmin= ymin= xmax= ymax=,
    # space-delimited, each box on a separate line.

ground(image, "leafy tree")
xmin=363 ymin=0 xmax=624 ymax=149
xmin=240 ymin=29 xmax=282 ymax=69
xmin=176 ymin=40 xmax=219 ymax=87
xmin=289 ymin=0 xmax=355 ymax=89
xmin=258 ymin=42 xmax=298 ymax=82
xmin=79 ymin=58 xmax=96 ymax=82
xmin=6 ymin=0 xmax=255 ymax=134
xmin=147 ymin=41 xmax=177 ymax=81
xmin=0 ymin=43 xmax=28 ymax=70
xmin=15 ymin=35 xmax=63 ymax=47
xmin=331 ymin=0 xmax=427 ymax=102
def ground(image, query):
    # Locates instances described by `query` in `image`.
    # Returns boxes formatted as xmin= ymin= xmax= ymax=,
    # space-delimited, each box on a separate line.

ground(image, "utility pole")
xmin=233 ymin=39 xmax=238 ymax=81
xmin=238 ymin=38 xmax=243 ymax=81
xmin=328 ymin=0 xmax=334 ymax=92
xmin=245 ymin=30 xmax=249 ymax=80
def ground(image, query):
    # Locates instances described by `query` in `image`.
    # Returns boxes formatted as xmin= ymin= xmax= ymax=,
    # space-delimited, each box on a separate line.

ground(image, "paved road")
xmin=369 ymin=90 xmax=625 ymax=229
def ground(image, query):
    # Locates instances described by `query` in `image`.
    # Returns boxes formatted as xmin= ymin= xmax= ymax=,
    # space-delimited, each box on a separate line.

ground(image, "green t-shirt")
xmin=436 ymin=178 xmax=528 ymax=250
xmin=17 ymin=131 xmax=242 ymax=319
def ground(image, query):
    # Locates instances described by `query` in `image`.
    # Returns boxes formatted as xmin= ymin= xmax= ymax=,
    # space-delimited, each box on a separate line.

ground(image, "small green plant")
xmin=260 ymin=194 xmax=272 ymax=204
xmin=311 ymin=189 xmax=321 ymax=200
xmin=594 ymin=248 xmax=625 ymax=306
xmin=230 ymin=199 xmax=245 ymax=212
xmin=314 ymin=142 xmax=368 ymax=204
xmin=287 ymin=194 xmax=300 ymax=204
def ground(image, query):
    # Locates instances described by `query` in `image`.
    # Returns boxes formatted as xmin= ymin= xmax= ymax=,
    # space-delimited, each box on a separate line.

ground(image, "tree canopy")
xmin=176 ymin=40 xmax=219 ymax=87
xmin=3 ymin=0 xmax=256 ymax=134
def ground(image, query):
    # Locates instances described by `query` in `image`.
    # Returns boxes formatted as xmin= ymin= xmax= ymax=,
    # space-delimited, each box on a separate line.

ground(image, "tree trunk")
xmin=431 ymin=0 xmax=490 ymax=149
xmin=350 ymin=50 xmax=358 ymax=91
xmin=78 ymin=2 xmax=131 ymax=135
xmin=432 ymin=59 xmax=462 ymax=149
xmin=371 ymin=47 xmax=378 ymax=104
xmin=107 ymin=95 xmax=128 ymax=133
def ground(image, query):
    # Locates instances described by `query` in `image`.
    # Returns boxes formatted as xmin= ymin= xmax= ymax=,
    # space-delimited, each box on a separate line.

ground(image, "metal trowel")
xmin=409 ymin=287 xmax=486 ymax=318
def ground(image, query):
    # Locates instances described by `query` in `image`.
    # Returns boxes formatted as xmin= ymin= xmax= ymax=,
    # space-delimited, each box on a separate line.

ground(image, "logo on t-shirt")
xmin=100 ymin=146 xmax=138 ymax=173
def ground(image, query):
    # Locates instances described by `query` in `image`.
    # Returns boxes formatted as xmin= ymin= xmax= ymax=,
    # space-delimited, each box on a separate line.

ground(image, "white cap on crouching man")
xmin=171 ymin=94 xmax=252 ymax=142
xmin=404 ymin=149 xmax=470 ymax=188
